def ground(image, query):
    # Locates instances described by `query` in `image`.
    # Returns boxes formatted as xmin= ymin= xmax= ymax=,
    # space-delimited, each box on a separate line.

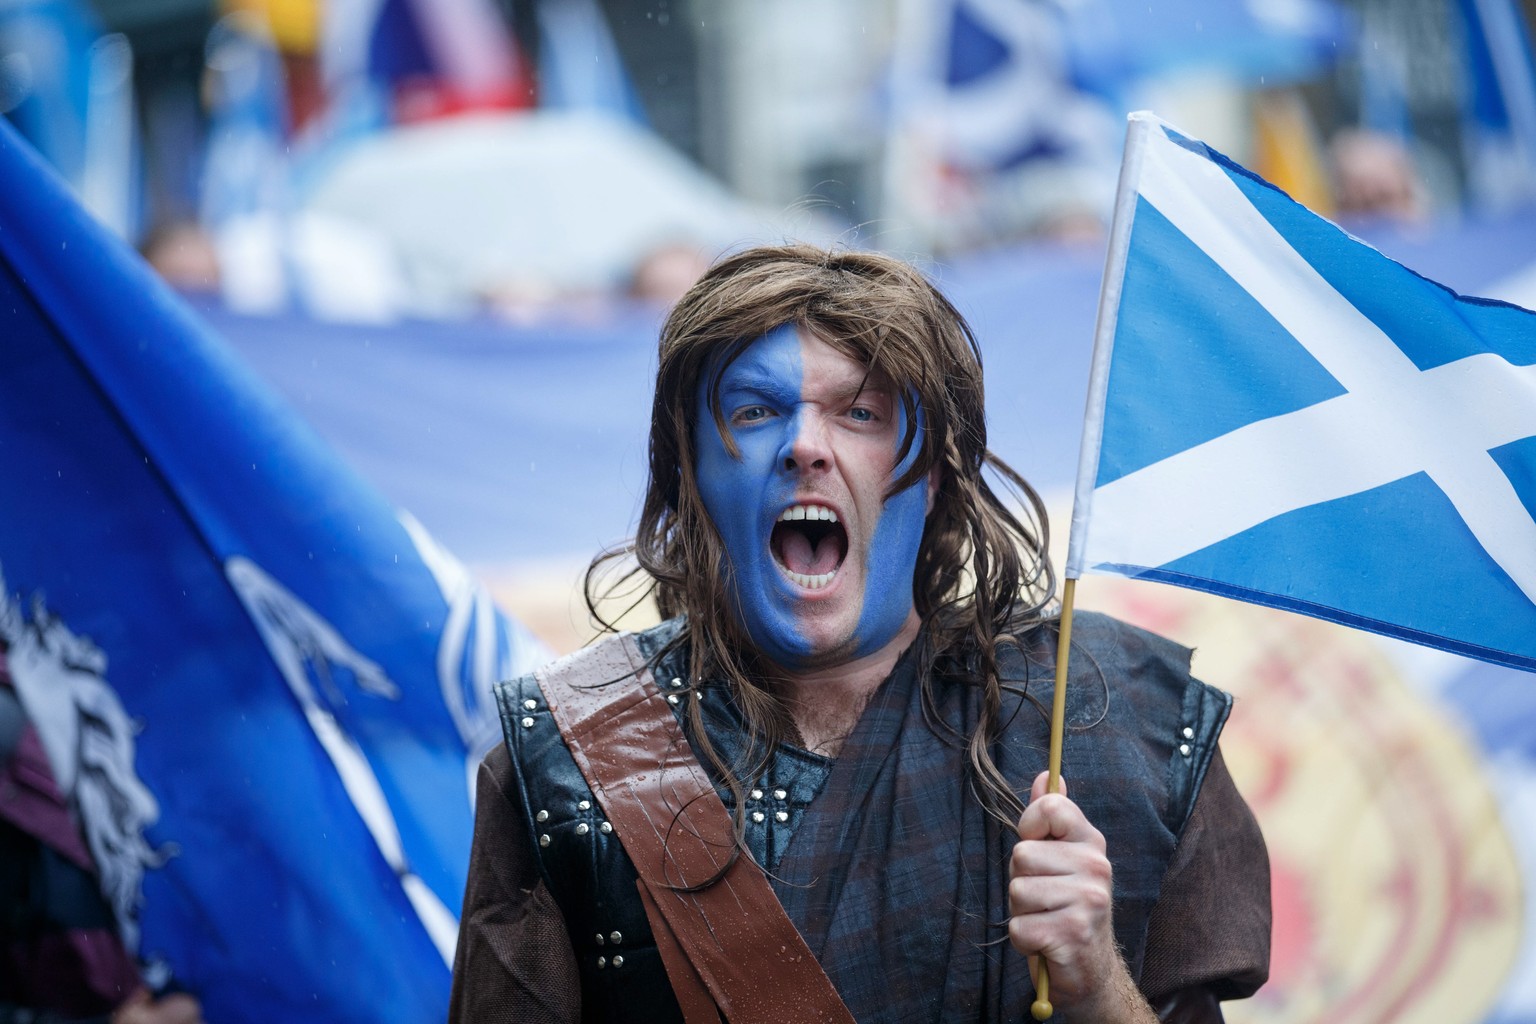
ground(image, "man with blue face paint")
xmin=692 ymin=321 xmax=931 ymax=678
xmin=452 ymin=246 xmax=1270 ymax=1024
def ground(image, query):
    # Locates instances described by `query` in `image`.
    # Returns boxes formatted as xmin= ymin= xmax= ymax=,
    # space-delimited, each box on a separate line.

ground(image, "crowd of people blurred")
xmin=2 ymin=0 xmax=1534 ymax=324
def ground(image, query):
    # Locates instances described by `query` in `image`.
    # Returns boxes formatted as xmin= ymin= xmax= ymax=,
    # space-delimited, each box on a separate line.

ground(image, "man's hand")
xmin=1009 ymin=772 xmax=1156 ymax=1023
xmin=110 ymin=989 xmax=205 ymax=1024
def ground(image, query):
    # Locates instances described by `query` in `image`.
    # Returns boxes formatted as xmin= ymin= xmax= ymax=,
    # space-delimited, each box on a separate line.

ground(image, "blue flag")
xmin=1456 ymin=0 xmax=1536 ymax=208
xmin=0 ymin=116 xmax=547 ymax=1019
xmin=1067 ymin=112 xmax=1536 ymax=673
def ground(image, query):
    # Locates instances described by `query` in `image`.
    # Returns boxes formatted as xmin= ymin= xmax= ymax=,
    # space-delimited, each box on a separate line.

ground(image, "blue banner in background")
xmin=1085 ymin=0 xmax=1352 ymax=86
xmin=0 ymin=116 xmax=546 ymax=1022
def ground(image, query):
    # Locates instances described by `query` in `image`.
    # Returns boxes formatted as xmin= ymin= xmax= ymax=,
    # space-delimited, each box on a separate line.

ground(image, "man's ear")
xmin=925 ymin=467 xmax=941 ymax=516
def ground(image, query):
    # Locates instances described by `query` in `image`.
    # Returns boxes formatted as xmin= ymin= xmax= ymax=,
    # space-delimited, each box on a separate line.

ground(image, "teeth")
xmin=777 ymin=504 xmax=838 ymax=523
xmin=774 ymin=504 xmax=841 ymax=589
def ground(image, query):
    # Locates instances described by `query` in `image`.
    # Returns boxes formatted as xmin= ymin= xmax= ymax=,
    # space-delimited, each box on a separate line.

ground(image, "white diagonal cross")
xmin=1083 ymin=129 xmax=1536 ymax=605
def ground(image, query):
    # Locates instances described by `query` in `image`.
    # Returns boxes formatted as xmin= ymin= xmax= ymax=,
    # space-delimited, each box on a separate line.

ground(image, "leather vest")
xmin=494 ymin=614 xmax=1230 ymax=1023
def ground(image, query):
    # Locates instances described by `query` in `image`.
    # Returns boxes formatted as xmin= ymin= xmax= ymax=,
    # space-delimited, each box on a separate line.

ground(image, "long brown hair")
xmin=587 ymin=244 xmax=1055 ymax=826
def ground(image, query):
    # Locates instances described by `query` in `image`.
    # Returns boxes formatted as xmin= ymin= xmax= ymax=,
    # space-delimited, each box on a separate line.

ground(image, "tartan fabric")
xmin=768 ymin=612 xmax=1248 ymax=1022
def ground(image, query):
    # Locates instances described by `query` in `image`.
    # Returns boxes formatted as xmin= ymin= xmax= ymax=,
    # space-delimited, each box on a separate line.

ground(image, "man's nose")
xmin=779 ymin=410 xmax=830 ymax=474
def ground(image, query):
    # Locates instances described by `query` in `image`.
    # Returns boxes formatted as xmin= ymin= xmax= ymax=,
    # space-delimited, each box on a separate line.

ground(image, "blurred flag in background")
xmin=321 ymin=0 xmax=533 ymax=124
xmin=0 ymin=0 xmax=99 ymax=190
xmin=200 ymin=15 xmax=289 ymax=235
xmin=535 ymin=0 xmax=646 ymax=124
xmin=1456 ymin=0 xmax=1536 ymax=208
xmin=0 ymin=0 xmax=138 ymax=240
xmin=0 ymin=112 xmax=547 ymax=1023
xmin=884 ymin=0 xmax=1354 ymax=250
xmin=1354 ymin=0 xmax=1536 ymax=211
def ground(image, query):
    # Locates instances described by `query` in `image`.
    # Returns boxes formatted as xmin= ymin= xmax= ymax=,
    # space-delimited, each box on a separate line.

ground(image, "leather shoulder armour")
xmin=494 ymin=623 xmax=687 ymax=1024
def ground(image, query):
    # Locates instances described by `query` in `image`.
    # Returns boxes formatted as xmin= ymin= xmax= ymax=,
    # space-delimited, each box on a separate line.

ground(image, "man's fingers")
xmin=1007 ymin=874 xmax=1073 ymax=916
xmin=1029 ymin=770 xmax=1067 ymax=801
xmin=1015 ymin=793 xmax=1102 ymax=845
xmin=1008 ymin=869 xmax=1114 ymax=917
xmin=1018 ymin=771 xmax=1088 ymax=843
xmin=1010 ymin=836 xmax=1111 ymax=881
xmin=1008 ymin=905 xmax=1105 ymax=964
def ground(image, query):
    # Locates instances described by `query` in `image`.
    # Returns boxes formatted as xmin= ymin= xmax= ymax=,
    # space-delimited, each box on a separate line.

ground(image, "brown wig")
xmin=586 ymin=243 xmax=1056 ymax=826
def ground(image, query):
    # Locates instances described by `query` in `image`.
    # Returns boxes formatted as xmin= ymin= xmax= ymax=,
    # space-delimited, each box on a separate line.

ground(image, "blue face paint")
xmin=849 ymin=403 xmax=928 ymax=660
xmin=694 ymin=324 xmax=807 ymax=665
xmin=693 ymin=324 xmax=929 ymax=671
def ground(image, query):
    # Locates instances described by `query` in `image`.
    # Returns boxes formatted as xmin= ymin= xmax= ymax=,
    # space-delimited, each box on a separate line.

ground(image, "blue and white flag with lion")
xmin=0 ymin=116 xmax=547 ymax=1021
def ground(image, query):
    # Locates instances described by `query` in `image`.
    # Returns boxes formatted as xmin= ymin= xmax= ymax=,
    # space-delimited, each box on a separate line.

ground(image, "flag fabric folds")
xmin=1066 ymin=111 xmax=1536 ymax=673
xmin=0 ymin=116 xmax=547 ymax=1020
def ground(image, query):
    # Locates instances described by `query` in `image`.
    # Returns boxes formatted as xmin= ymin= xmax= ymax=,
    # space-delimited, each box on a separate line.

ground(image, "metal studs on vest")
xmin=578 ymin=799 xmax=591 ymax=811
xmin=666 ymin=675 xmax=701 ymax=704
xmin=609 ymin=931 xmax=622 ymax=944
xmin=523 ymin=698 xmax=537 ymax=711
xmin=539 ymin=833 xmax=550 ymax=847
xmin=611 ymin=955 xmax=624 ymax=968
xmin=576 ymin=823 xmax=590 ymax=835
xmin=1179 ymin=744 xmax=1192 ymax=757
xmin=599 ymin=821 xmax=613 ymax=833
xmin=536 ymin=809 xmax=549 ymax=822
xmin=750 ymin=788 xmax=763 ymax=800
xmin=774 ymin=788 xmax=787 ymax=800
xmin=595 ymin=933 xmax=605 ymax=945
xmin=751 ymin=811 xmax=765 ymax=823
xmin=597 ymin=956 xmax=607 ymax=969
xmin=521 ymin=716 xmax=534 ymax=728
xmin=774 ymin=811 xmax=788 ymax=823
xmin=1182 ymin=726 xmax=1195 ymax=739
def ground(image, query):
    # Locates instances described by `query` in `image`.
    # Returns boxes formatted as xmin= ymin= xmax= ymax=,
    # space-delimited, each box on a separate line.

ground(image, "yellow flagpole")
xmin=1031 ymin=576 xmax=1077 ymax=1022
xmin=1029 ymin=111 xmax=1152 ymax=1022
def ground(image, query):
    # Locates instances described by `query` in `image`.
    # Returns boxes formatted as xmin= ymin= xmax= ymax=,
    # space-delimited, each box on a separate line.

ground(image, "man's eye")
xmin=849 ymin=407 xmax=876 ymax=423
xmin=737 ymin=406 xmax=770 ymax=423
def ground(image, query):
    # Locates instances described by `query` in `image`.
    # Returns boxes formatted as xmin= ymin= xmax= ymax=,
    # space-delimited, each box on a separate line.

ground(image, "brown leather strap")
xmin=537 ymin=634 xmax=856 ymax=1024
xmin=637 ymin=881 xmax=721 ymax=1024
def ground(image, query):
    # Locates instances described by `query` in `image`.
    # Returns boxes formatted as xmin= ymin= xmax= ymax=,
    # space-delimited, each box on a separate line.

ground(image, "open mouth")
xmin=771 ymin=504 xmax=848 ymax=590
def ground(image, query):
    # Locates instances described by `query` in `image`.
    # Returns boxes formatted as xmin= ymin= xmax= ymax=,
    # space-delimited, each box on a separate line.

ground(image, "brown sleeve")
xmin=449 ymin=744 xmax=581 ymax=1024
xmin=1138 ymin=746 xmax=1271 ymax=1016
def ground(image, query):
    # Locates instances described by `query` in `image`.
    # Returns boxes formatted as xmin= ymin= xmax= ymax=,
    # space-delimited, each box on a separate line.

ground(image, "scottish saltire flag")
xmin=0 ymin=115 xmax=547 ymax=1021
xmin=1066 ymin=112 xmax=1536 ymax=673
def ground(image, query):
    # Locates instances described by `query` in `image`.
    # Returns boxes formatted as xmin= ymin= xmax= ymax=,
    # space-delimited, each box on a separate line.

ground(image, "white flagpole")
xmin=1033 ymin=110 xmax=1155 ymax=1024
xmin=1063 ymin=110 xmax=1157 ymax=581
